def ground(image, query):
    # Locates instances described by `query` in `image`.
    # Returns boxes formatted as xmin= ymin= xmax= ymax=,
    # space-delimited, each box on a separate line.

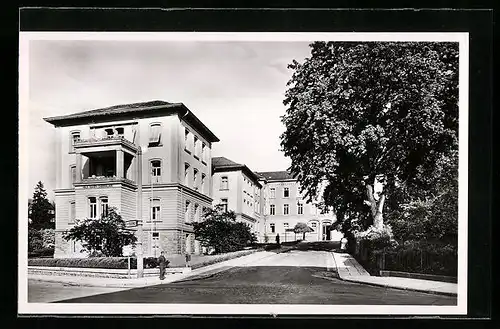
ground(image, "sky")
xmin=26 ymin=39 xmax=312 ymax=200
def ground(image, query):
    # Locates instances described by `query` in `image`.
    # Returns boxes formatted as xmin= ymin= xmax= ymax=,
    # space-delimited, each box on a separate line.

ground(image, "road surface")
xmin=36 ymin=250 xmax=456 ymax=305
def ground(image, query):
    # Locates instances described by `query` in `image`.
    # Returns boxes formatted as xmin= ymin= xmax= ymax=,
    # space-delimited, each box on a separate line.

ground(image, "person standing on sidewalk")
xmin=158 ymin=251 xmax=167 ymax=280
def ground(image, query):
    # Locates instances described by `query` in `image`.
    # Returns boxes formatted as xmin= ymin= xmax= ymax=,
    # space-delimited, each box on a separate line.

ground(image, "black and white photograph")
xmin=18 ymin=31 xmax=468 ymax=315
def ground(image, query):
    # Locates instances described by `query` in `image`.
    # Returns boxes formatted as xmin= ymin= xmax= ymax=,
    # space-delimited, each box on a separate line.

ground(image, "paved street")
xmin=37 ymin=250 xmax=456 ymax=305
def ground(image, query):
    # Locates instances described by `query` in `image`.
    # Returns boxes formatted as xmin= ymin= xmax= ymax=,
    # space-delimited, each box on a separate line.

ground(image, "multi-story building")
xmin=211 ymin=157 xmax=263 ymax=235
xmin=255 ymin=171 xmax=338 ymax=243
xmin=44 ymin=100 xmax=219 ymax=258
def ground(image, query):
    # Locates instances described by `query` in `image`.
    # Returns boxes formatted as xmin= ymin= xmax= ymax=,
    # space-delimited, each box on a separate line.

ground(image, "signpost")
xmin=125 ymin=220 xmax=139 ymax=228
xmin=123 ymin=245 xmax=133 ymax=278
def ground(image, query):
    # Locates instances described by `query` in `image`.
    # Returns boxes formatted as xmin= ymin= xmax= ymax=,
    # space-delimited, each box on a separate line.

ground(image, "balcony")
xmin=74 ymin=136 xmax=138 ymax=154
xmin=74 ymin=175 xmax=137 ymax=189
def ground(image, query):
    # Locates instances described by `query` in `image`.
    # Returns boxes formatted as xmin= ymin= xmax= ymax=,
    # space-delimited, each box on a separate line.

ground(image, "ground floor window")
xmin=151 ymin=231 xmax=160 ymax=256
xmin=88 ymin=197 xmax=97 ymax=219
xmin=311 ymin=222 xmax=317 ymax=231
xmin=151 ymin=198 xmax=161 ymax=221
xmin=100 ymin=197 xmax=109 ymax=217
xmin=270 ymin=223 xmax=275 ymax=233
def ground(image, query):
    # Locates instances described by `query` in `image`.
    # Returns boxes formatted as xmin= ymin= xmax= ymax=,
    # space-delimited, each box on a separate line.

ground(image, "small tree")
xmin=63 ymin=207 xmax=137 ymax=257
xmin=29 ymin=181 xmax=54 ymax=229
xmin=293 ymin=222 xmax=314 ymax=240
xmin=193 ymin=206 xmax=257 ymax=254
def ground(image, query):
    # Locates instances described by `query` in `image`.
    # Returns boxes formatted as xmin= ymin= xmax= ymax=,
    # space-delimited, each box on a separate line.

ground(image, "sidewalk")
xmin=28 ymin=251 xmax=274 ymax=288
xmin=331 ymin=252 xmax=458 ymax=297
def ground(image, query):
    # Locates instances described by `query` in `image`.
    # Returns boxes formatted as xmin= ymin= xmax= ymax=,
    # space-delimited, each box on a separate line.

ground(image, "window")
xmin=184 ymin=129 xmax=190 ymax=151
xmin=201 ymin=143 xmax=206 ymax=163
xmin=194 ymin=136 xmax=199 ymax=158
xmin=298 ymin=203 xmax=304 ymax=215
xmin=100 ymin=197 xmax=109 ymax=217
xmin=185 ymin=200 xmax=191 ymax=222
xmin=194 ymin=204 xmax=199 ymax=222
xmin=151 ymin=160 xmax=161 ymax=182
xmin=270 ymin=188 xmax=276 ymax=198
xmin=116 ymin=127 xmax=124 ymax=137
xmin=151 ymin=198 xmax=160 ymax=221
xmin=201 ymin=174 xmax=206 ymax=193
xmin=184 ymin=163 xmax=190 ymax=186
xmin=71 ymin=240 xmax=77 ymax=253
xmin=70 ymin=165 xmax=76 ymax=184
xmin=69 ymin=201 xmax=76 ymax=224
xmin=220 ymin=176 xmax=228 ymax=190
xmin=69 ymin=131 xmax=80 ymax=153
xmin=270 ymin=223 xmax=275 ymax=233
xmin=149 ymin=123 xmax=162 ymax=147
xmin=105 ymin=128 xmax=114 ymax=137
xmin=151 ymin=232 xmax=160 ymax=254
xmin=284 ymin=187 xmax=290 ymax=198
xmin=284 ymin=204 xmax=289 ymax=215
xmin=284 ymin=223 xmax=289 ymax=230
xmin=311 ymin=222 xmax=317 ymax=231
xmin=220 ymin=198 xmax=228 ymax=212
xmin=193 ymin=168 xmax=199 ymax=190
xmin=88 ymin=197 xmax=97 ymax=219
xmin=269 ymin=204 xmax=275 ymax=215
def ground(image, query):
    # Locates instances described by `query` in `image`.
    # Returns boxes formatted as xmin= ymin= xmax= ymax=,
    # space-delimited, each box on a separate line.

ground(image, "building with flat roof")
xmin=44 ymin=100 xmax=219 ymax=258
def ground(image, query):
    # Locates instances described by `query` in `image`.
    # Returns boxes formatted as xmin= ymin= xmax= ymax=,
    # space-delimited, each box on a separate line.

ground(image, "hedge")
xmin=28 ymin=250 xmax=257 ymax=270
xmin=28 ymin=247 xmax=54 ymax=258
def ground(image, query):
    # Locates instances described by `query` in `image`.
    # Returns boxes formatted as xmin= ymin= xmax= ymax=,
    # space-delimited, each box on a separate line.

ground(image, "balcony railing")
xmin=75 ymin=176 xmax=137 ymax=187
xmin=74 ymin=136 xmax=138 ymax=152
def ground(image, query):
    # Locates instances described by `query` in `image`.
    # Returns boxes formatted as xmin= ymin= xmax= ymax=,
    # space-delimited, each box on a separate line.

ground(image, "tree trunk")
xmin=373 ymin=194 xmax=385 ymax=229
xmin=366 ymin=183 xmax=385 ymax=229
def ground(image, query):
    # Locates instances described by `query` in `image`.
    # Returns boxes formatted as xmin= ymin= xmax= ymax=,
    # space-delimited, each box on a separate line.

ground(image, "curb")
xmin=339 ymin=277 xmax=458 ymax=297
xmin=330 ymin=252 xmax=457 ymax=297
xmin=29 ymin=277 xmax=167 ymax=288
xmin=168 ymin=251 xmax=278 ymax=283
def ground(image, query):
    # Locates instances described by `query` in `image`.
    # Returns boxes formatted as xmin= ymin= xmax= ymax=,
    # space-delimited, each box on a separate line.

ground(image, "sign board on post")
xmin=125 ymin=220 xmax=138 ymax=228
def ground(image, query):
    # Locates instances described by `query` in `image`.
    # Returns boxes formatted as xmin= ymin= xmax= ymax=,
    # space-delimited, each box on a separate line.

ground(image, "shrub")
xmin=28 ymin=257 xmax=133 ymax=269
xmin=264 ymin=243 xmax=280 ymax=251
xmin=28 ymin=247 xmax=54 ymax=258
xmin=41 ymin=229 xmax=55 ymax=248
xmin=28 ymin=228 xmax=43 ymax=252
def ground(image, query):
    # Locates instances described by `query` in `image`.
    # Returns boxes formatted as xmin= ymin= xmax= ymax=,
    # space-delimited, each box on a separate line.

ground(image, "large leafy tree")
xmin=281 ymin=42 xmax=459 ymax=236
xmin=63 ymin=207 xmax=137 ymax=257
xmin=29 ymin=181 xmax=55 ymax=229
xmin=193 ymin=206 xmax=257 ymax=254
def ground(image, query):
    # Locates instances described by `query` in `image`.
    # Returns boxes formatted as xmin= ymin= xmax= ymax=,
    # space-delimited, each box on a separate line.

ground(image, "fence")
xmin=355 ymin=240 xmax=457 ymax=277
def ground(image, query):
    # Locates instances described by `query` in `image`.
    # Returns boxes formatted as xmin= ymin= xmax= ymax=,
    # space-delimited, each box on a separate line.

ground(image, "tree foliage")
xmin=281 ymin=41 xmax=459 ymax=239
xmin=63 ymin=207 xmax=137 ymax=257
xmin=29 ymin=181 xmax=54 ymax=229
xmin=193 ymin=206 xmax=257 ymax=254
xmin=293 ymin=222 xmax=314 ymax=240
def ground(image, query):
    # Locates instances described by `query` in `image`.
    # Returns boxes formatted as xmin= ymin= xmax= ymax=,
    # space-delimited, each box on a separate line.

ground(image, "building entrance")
xmin=322 ymin=222 xmax=331 ymax=240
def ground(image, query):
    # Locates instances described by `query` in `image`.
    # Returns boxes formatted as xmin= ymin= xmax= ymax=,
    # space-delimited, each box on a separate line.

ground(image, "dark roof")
xmin=43 ymin=100 xmax=219 ymax=142
xmin=212 ymin=156 xmax=262 ymax=187
xmin=255 ymin=171 xmax=296 ymax=181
